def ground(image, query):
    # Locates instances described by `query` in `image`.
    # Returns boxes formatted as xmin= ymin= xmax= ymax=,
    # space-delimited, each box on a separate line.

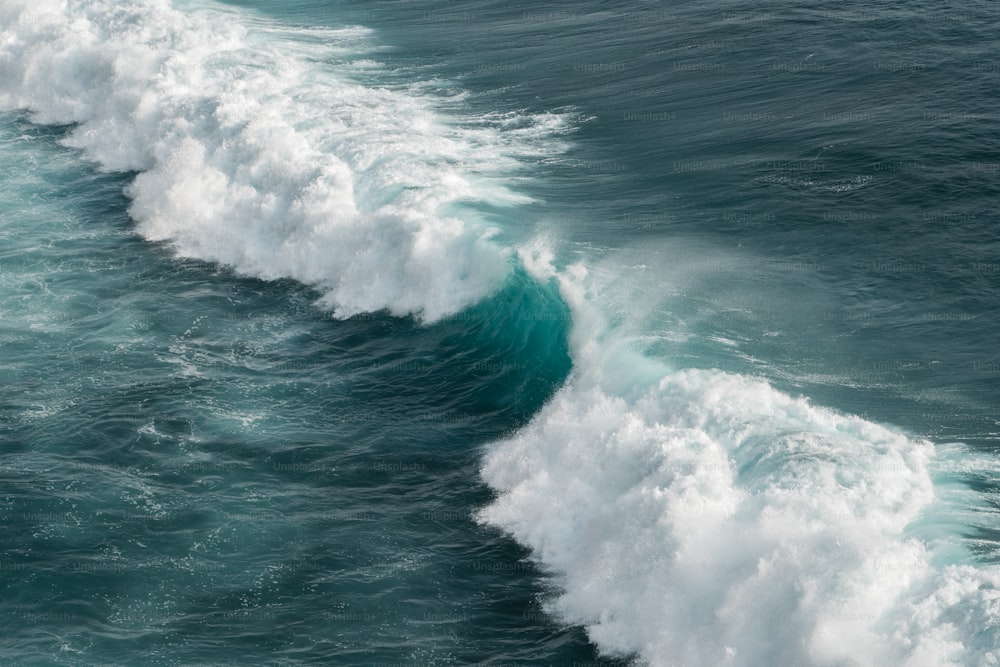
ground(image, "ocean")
xmin=1 ymin=0 xmax=999 ymax=665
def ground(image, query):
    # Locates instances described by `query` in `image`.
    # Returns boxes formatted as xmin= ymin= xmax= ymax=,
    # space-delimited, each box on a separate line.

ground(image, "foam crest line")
xmin=480 ymin=249 xmax=1000 ymax=667
xmin=0 ymin=0 xmax=567 ymax=322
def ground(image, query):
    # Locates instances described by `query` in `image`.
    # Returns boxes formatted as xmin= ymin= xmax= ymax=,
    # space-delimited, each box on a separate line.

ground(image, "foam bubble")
xmin=480 ymin=253 xmax=1000 ymax=666
xmin=0 ymin=0 xmax=569 ymax=321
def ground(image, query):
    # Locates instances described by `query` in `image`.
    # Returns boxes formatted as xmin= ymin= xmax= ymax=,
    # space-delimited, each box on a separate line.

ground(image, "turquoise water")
xmin=0 ymin=116 xmax=581 ymax=664
xmin=1 ymin=0 xmax=999 ymax=665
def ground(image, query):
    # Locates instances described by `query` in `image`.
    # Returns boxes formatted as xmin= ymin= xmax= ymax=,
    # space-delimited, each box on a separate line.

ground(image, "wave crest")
xmin=480 ymin=252 xmax=1000 ymax=666
xmin=0 ymin=0 xmax=568 ymax=321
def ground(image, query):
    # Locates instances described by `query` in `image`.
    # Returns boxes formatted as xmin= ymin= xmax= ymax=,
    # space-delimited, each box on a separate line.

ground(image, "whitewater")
xmin=1 ymin=0 xmax=999 ymax=665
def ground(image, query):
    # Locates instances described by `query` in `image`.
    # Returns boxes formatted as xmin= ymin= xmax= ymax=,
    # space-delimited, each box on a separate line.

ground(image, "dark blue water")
xmin=1 ymin=0 xmax=998 ymax=665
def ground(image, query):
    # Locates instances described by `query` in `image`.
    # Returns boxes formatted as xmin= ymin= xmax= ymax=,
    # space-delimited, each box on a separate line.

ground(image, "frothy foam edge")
xmin=0 ymin=0 xmax=570 ymax=322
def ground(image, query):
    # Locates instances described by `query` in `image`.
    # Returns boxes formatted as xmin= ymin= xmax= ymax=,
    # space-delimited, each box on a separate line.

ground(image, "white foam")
xmin=481 ymin=248 xmax=1000 ymax=666
xmin=0 ymin=0 xmax=568 ymax=321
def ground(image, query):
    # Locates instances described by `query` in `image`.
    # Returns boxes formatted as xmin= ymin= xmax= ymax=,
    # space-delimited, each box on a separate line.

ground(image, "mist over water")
xmin=2 ymin=0 xmax=999 ymax=665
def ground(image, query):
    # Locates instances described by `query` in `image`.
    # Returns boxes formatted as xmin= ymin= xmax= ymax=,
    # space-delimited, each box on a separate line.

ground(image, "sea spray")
xmin=480 ymin=244 xmax=1000 ymax=666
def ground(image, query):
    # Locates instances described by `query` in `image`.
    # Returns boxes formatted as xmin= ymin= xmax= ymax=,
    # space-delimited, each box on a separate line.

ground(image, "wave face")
xmin=0 ymin=0 xmax=566 ymax=322
xmin=480 ymin=255 xmax=1000 ymax=667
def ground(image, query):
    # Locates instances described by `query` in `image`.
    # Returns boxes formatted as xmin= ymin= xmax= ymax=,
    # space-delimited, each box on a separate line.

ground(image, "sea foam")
xmin=480 ymin=247 xmax=1000 ymax=666
xmin=0 ymin=0 xmax=567 ymax=322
